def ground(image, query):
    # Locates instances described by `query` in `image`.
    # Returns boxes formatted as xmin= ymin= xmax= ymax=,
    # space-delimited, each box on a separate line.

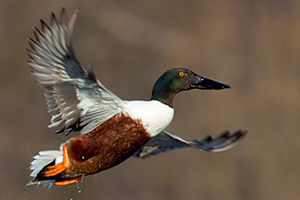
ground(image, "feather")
xmin=27 ymin=8 xmax=125 ymax=135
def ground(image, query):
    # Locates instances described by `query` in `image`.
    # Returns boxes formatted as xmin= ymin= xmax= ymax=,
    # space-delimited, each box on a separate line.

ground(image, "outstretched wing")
xmin=133 ymin=129 xmax=248 ymax=158
xmin=27 ymin=8 xmax=125 ymax=134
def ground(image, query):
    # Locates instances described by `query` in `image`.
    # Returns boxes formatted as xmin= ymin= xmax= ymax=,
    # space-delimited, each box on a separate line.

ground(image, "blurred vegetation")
xmin=1 ymin=0 xmax=300 ymax=199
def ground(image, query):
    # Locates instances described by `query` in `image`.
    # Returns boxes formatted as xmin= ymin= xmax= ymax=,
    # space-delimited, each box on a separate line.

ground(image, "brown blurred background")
xmin=1 ymin=0 xmax=300 ymax=199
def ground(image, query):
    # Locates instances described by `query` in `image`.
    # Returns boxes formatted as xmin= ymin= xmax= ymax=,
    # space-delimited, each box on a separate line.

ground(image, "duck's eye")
xmin=179 ymin=72 xmax=185 ymax=77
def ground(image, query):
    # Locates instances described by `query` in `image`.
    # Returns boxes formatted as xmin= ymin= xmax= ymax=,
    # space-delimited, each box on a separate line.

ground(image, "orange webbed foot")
xmin=55 ymin=176 xmax=82 ymax=185
xmin=45 ymin=144 xmax=69 ymax=177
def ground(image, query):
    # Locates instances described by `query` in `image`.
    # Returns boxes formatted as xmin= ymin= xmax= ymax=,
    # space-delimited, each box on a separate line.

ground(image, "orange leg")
xmin=55 ymin=176 xmax=82 ymax=186
xmin=45 ymin=144 xmax=69 ymax=177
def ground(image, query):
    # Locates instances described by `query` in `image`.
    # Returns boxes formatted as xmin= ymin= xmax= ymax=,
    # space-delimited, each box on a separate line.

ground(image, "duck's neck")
xmin=151 ymin=87 xmax=175 ymax=108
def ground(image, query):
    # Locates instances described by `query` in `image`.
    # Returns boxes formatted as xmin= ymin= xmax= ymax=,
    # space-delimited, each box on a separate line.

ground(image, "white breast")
xmin=122 ymin=100 xmax=174 ymax=137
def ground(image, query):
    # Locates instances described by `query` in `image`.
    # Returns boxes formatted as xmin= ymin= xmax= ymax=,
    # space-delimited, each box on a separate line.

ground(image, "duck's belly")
xmin=63 ymin=113 xmax=151 ymax=177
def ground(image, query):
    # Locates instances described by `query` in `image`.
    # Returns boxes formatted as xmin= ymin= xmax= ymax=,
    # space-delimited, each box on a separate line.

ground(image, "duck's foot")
xmin=55 ymin=176 xmax=82 ymax=185
xmin=45 ymin=144 xmax=69 ymax=177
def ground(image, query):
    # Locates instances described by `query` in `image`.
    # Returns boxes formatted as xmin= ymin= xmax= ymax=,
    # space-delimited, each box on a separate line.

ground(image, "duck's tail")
xmin=27 ymin=144 xmax=81 ymax=187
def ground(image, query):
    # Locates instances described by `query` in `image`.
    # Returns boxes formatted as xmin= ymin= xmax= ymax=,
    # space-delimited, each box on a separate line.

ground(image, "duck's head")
xmin=151 ymin=68 xmax=230 ymax=107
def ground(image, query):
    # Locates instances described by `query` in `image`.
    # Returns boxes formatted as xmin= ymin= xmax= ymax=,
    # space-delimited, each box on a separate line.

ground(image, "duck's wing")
xmin=27 ymin=8 xmax=125 ymax=135
xmin=133 ymin=129 xmax=248 ymax=158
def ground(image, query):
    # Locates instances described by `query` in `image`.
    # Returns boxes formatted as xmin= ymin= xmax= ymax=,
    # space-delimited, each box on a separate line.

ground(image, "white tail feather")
xmin=29 ymin=150 xmax=63 ymax=177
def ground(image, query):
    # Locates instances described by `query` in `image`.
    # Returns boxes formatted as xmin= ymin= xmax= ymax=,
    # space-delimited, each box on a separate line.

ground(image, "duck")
xmin=26 ymin=8 xmax=248 ymax=186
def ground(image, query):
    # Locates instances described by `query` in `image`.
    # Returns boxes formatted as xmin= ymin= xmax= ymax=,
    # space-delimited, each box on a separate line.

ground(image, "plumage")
xmin=133 ymin=129 xmax=248 ymax=158
xmin=27 ymin=8 xmax=248 ymax=186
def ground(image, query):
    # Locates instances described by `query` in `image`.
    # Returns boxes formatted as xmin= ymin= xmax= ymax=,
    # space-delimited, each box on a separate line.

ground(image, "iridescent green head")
xmin=151 ymin=68 xmax=230 ymax=107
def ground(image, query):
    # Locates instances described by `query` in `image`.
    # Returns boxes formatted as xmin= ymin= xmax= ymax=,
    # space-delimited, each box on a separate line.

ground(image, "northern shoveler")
xmin=27 ymin=8 xmax=248 ymax=186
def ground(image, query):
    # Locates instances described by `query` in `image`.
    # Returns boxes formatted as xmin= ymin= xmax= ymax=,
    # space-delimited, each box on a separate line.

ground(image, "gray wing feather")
xmin=27 ymin=8 xmax=125 ymax=134
xmin=133 ymin=129 xmax=248 ymax=159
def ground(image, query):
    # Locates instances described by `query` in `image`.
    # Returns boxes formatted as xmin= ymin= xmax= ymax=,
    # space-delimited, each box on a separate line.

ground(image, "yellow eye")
xmin=179 ymin=72 xmax=185 ymax=76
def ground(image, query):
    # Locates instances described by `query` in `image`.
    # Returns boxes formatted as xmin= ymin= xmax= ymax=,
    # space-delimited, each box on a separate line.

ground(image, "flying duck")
xmin=27 ymin=8 xmax=248 ymax=186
